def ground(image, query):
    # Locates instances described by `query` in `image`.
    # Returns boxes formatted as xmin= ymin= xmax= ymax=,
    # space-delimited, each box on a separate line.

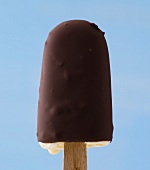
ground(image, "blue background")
xmin=0 ymin=0 xmax=150 ymax=169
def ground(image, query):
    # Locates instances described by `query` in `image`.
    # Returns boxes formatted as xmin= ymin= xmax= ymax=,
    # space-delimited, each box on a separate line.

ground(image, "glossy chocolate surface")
xmin=37 ymin=20 xmax=113 ymax=142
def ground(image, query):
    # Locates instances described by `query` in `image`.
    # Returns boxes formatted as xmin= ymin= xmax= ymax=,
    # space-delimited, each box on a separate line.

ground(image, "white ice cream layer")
xmin=39 ymin=141 xmax=110 ymax=154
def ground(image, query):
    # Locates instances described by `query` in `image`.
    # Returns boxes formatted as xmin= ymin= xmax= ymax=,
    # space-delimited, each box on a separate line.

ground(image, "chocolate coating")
xmin=37 ymin=20 xmax=113 ymax=143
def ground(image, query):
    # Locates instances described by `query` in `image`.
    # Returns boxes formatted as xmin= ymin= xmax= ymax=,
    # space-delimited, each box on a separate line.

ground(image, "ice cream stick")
xmin=64 ymin=142 xmax=87 ymax=170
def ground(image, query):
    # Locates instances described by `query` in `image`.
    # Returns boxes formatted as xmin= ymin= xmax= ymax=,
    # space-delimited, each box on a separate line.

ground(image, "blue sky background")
xmin=0 ymin=0 xmax=150 ymax=169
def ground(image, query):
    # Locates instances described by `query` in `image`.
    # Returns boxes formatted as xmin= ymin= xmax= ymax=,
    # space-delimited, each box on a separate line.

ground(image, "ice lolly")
xmin=37 ymin=20 xmax=113 ymax=154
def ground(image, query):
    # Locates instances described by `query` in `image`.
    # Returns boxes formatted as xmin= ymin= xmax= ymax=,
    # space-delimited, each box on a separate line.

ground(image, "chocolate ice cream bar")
xmin=37 ymin=20 xmax=113 ymax=154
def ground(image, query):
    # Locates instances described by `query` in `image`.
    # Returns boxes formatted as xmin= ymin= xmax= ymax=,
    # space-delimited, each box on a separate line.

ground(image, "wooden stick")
xmin=64 ymin=142 xmax=87 ymax=170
